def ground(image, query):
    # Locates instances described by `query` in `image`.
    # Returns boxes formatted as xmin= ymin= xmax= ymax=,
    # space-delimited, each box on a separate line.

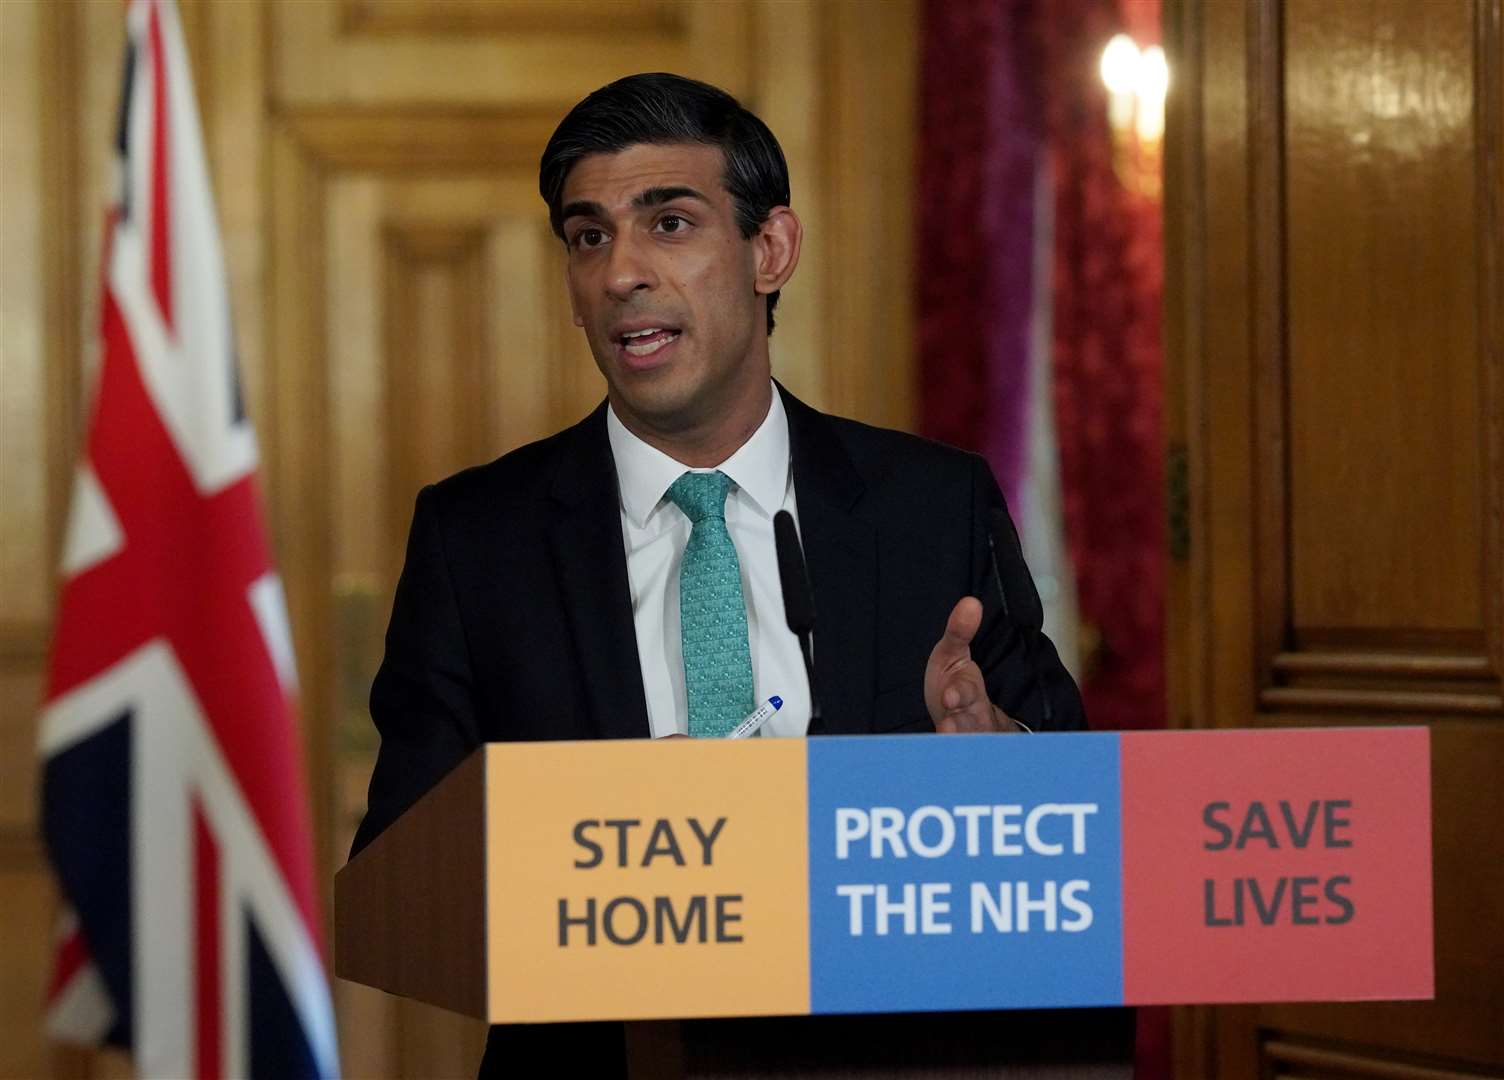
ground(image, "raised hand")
xmin=923 ymin=597 xmax=1021 ymax=734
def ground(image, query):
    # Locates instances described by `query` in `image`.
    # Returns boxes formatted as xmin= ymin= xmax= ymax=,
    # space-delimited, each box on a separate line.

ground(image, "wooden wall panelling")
xmin=0 ymin=663 xmax=45 ymax=833
xmin=394 ymin=998 xmax=486 ymax=1080
xmin=2 ymin=3 xmax=95 ymax=1076
xmin=1252 ymin=0 xmax=1504 ymax=719
xmin=341 ymin=0 xmax=685 ymax=38
xmin=0 ymin=871 xmax=63 ymax=1080
xmin=272 ymin=0 xmax=751 ymax=108
xmin=1164 ymin=0 xmax=1255 ymax=1073
xmin=813 ymin=0 xmax=918 ymax=430
xmin=381 ymin=222 xmax=495 ymax=547
xmin=367 ymin=182 xmax=515 ymax=1080
xmin=1249 ymin=0 xmax=1288 ymax=691
xmin=327 ymin=174 xmax=387 ymax=599
xmin=1476 ymin=0 xmax=1503 ymax=687
xmin=2 ymin=0 xmax=50 ymax=636
xmin=268 ymin=115 xmax=340 ymax=960
xmin=0 ymin=6 xmax=50 ymax=928
xmin=488 ymin=217 xmax=562 ymax=454
xmin=753 ymin=0 xmax=826 ymax=411
xmin=4 ymin=4 xmax=180 ymax=1079
xmin=34 ymin=0 xmax=81 ymax=583
xmin=1262 ymin=1035 xmax=1504 ymax=1080
xmin=266 ymin=131 xmax=351 ymax=1080
xmin=1161 ymin=0 xmax=1201 ymax=737
xmin=272 ymin=119 xmax=390 ymax=1080
xmin=325 ymin=173 xmax=392 ymax=1011
xmin=545 ymin=237 xmax=612 ymax=427
xmin=10 ymin=104 xmax=78 ymax=1080
xmin=199 ymin=0 xmax=271 ymax=435
xmin=1166 ymin=0 xmax=1504 ymax=1077
xmin=1162 ymin=2 xmax=1220 ymax=1077
xmin=1198 ymin=0 xmax=1258 ymax=738
xmin=1284 ymin=0 xmax=1481 ymax=635
xmin=72 ymin=0 xmax=130 ymax=396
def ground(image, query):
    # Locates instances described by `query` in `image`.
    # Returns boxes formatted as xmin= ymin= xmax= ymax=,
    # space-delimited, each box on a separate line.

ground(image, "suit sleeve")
xmin=349 ymin=485 xmax=483 ymax=857
xmin=967 ymin=456 xmax=1088 ymax=732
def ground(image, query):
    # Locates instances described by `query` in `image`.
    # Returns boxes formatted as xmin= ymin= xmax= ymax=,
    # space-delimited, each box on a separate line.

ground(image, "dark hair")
xmin=539 ymin=73 xmax=791 ymax=335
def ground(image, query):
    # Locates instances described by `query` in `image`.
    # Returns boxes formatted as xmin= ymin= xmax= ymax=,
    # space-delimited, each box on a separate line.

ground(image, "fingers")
xmin=925 ymin=596 xmax=984 ymax=729
xmin=938 ymin=662 xmax=1021 ymax=734
xmin=924 ymin=596 xmax=1019 ymax=734
xmin=942 ymin=675 xmax=980 ymax=712
xmin=937 ymin=673 xmax=992 ymax=732
xmin=933 ymin=596 xmax=984 ymax=670
xmin=937 ymin=690 xmax=1018 ymax=734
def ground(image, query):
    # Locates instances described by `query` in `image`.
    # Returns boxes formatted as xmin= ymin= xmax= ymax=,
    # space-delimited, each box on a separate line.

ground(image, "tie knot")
xmin=668 ymin=470 xmax=733 ymax=523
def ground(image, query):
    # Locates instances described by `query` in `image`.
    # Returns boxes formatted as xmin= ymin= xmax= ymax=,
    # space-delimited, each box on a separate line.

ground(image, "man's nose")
xmin=603 ymin=231 xmax=657 ymax=300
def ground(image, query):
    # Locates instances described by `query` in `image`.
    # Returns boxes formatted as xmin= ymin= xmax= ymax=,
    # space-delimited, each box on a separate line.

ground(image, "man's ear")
xmin=752 ymin=207 xmax=802 ymax=296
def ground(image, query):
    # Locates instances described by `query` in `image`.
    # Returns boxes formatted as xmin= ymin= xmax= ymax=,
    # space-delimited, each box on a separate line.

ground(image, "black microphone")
xmin=987 ymin=508 xmax=1051 ymax=728
xmin=773 ymin=510 xmax=822 ymax=732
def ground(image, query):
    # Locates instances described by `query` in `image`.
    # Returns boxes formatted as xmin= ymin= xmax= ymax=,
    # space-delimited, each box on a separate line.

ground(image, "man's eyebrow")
xmin=633 ymin=186 xmax=710 ymax=209
xmin=560 ymin=199 xmax=607 ymax=223
xmin=559 ymin=187 xmax=710 ymax=225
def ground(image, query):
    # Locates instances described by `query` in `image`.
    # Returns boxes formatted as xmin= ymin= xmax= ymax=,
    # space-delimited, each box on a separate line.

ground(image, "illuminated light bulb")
xmin=1139 ymin=44 xmax=1170 ymax=99
xmin=1135 ymin=45 xmax=1169 ymax=142
xmin=1099 ymin=33 xmax=1141 ymax=96
xmin=1099 ymin=33 xmax=1168 ymax=200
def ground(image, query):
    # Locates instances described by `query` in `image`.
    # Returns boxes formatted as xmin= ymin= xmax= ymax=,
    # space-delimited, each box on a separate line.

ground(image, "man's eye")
xmin=657 ymin=214 xmax=687 ymax=234
xmin=573 ymin=227 xmax=607 ymax=249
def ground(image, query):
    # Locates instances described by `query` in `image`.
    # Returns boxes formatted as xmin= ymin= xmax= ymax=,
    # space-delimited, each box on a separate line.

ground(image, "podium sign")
xmin=335 ymin=727 xmax=1432 ymax=1023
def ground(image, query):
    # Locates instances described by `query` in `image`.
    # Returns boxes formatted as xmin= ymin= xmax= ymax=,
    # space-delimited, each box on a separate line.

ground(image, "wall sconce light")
xmin=1100 ymin=33 xmax=1168 ymax=199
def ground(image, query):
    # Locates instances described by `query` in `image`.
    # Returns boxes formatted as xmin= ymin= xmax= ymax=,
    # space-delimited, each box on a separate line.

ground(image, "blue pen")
xmin=728 ymin=696 xmax=783 ymax=739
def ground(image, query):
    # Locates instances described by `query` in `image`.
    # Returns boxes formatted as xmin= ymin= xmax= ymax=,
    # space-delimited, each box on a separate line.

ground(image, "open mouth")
xmin=618 ymin=326 xmax=682 ymax=359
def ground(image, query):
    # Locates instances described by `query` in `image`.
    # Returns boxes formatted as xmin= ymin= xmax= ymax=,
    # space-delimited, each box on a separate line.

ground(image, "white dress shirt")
xmin=606 ymin=385 xmax=811 ymax=738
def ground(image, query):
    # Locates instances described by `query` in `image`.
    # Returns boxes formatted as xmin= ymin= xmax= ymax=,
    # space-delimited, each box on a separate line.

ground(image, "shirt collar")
xmin=606 ymin=382 xmax=791 ymax=529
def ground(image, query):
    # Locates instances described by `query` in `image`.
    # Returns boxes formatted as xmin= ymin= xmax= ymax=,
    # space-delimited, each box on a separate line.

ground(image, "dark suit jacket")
xmin=350 ymin=384 xmax=1085 ymax=1075
xmin=352 ymin=384 xmax=1083 ymax=854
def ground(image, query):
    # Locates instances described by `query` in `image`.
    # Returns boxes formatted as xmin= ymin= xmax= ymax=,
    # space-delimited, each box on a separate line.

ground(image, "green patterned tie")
xmin=668 ymin=471 xmax=755 ymax=738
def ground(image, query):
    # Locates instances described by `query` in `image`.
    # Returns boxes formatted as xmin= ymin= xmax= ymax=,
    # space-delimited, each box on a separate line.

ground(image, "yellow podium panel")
xmin=484 ymin=739 xmax=810 ymax=1021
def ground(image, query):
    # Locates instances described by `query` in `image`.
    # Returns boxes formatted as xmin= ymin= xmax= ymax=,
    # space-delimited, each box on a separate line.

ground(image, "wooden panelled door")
xmin=0 ymin=1 xmax=916 ymax=1077
xmin=1164 ymin=1 xmax=1503 ymax=1078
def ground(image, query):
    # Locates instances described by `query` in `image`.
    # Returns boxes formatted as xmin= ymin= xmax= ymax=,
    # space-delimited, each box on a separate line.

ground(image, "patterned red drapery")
xmin=918 ymin=1 xmax=1168 ymax=1072
xmin=1037 ymin=0 xmax=1166 ymax=736
xmin=917 ymin=0 xmax=1166 ymax=733
xmin=915 ymin=0 xmax=1043 ymax=513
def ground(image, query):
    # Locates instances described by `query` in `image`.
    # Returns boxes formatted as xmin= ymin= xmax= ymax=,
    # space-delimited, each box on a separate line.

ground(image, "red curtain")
xmin=918 ymin=1 xmax=1168 ymax=1074
xmin=918 ymin=0 xmax=1165 ymax=734
xmin=915 ymin=0 xmax=1042 ymax=512
xmin=1037 ymin=0 xmax=1166 ymax=736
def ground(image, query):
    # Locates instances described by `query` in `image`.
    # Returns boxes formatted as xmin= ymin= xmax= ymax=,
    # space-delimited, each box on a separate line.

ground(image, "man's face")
xmin=559 ymin=143 xmax=768 ymax=438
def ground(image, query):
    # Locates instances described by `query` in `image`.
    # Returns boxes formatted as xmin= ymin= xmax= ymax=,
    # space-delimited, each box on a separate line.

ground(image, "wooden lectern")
xmin=335 ymin=742 xmax=1134 ymax=1078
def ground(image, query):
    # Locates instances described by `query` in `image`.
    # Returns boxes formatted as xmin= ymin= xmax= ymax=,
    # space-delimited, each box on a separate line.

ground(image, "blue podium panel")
xmin=806 ymin=733 xmax=1124 ymax=1014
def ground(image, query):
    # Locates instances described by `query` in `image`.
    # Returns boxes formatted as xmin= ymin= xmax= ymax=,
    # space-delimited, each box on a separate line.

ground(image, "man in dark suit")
xmin=352 ymin=72 xmax=1084 ymax=1077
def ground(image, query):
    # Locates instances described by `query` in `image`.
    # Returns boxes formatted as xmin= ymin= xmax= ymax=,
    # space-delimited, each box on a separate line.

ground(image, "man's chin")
xmin=606 ymin=372 xmax=707 ymax=435
xmin=619 ymin=404 xmax=708 ymax=440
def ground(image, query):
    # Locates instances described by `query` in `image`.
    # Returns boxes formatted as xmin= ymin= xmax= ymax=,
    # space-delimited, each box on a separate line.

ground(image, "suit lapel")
xmin=781 ymin=386 xmax=877 ymax=736
xmin=548 ymin=404 xmax=651 ymax=740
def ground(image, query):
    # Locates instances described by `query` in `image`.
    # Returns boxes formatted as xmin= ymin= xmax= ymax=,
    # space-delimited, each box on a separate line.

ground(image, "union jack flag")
xmin=37 ymin=2 xmax=338 ymax=1076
